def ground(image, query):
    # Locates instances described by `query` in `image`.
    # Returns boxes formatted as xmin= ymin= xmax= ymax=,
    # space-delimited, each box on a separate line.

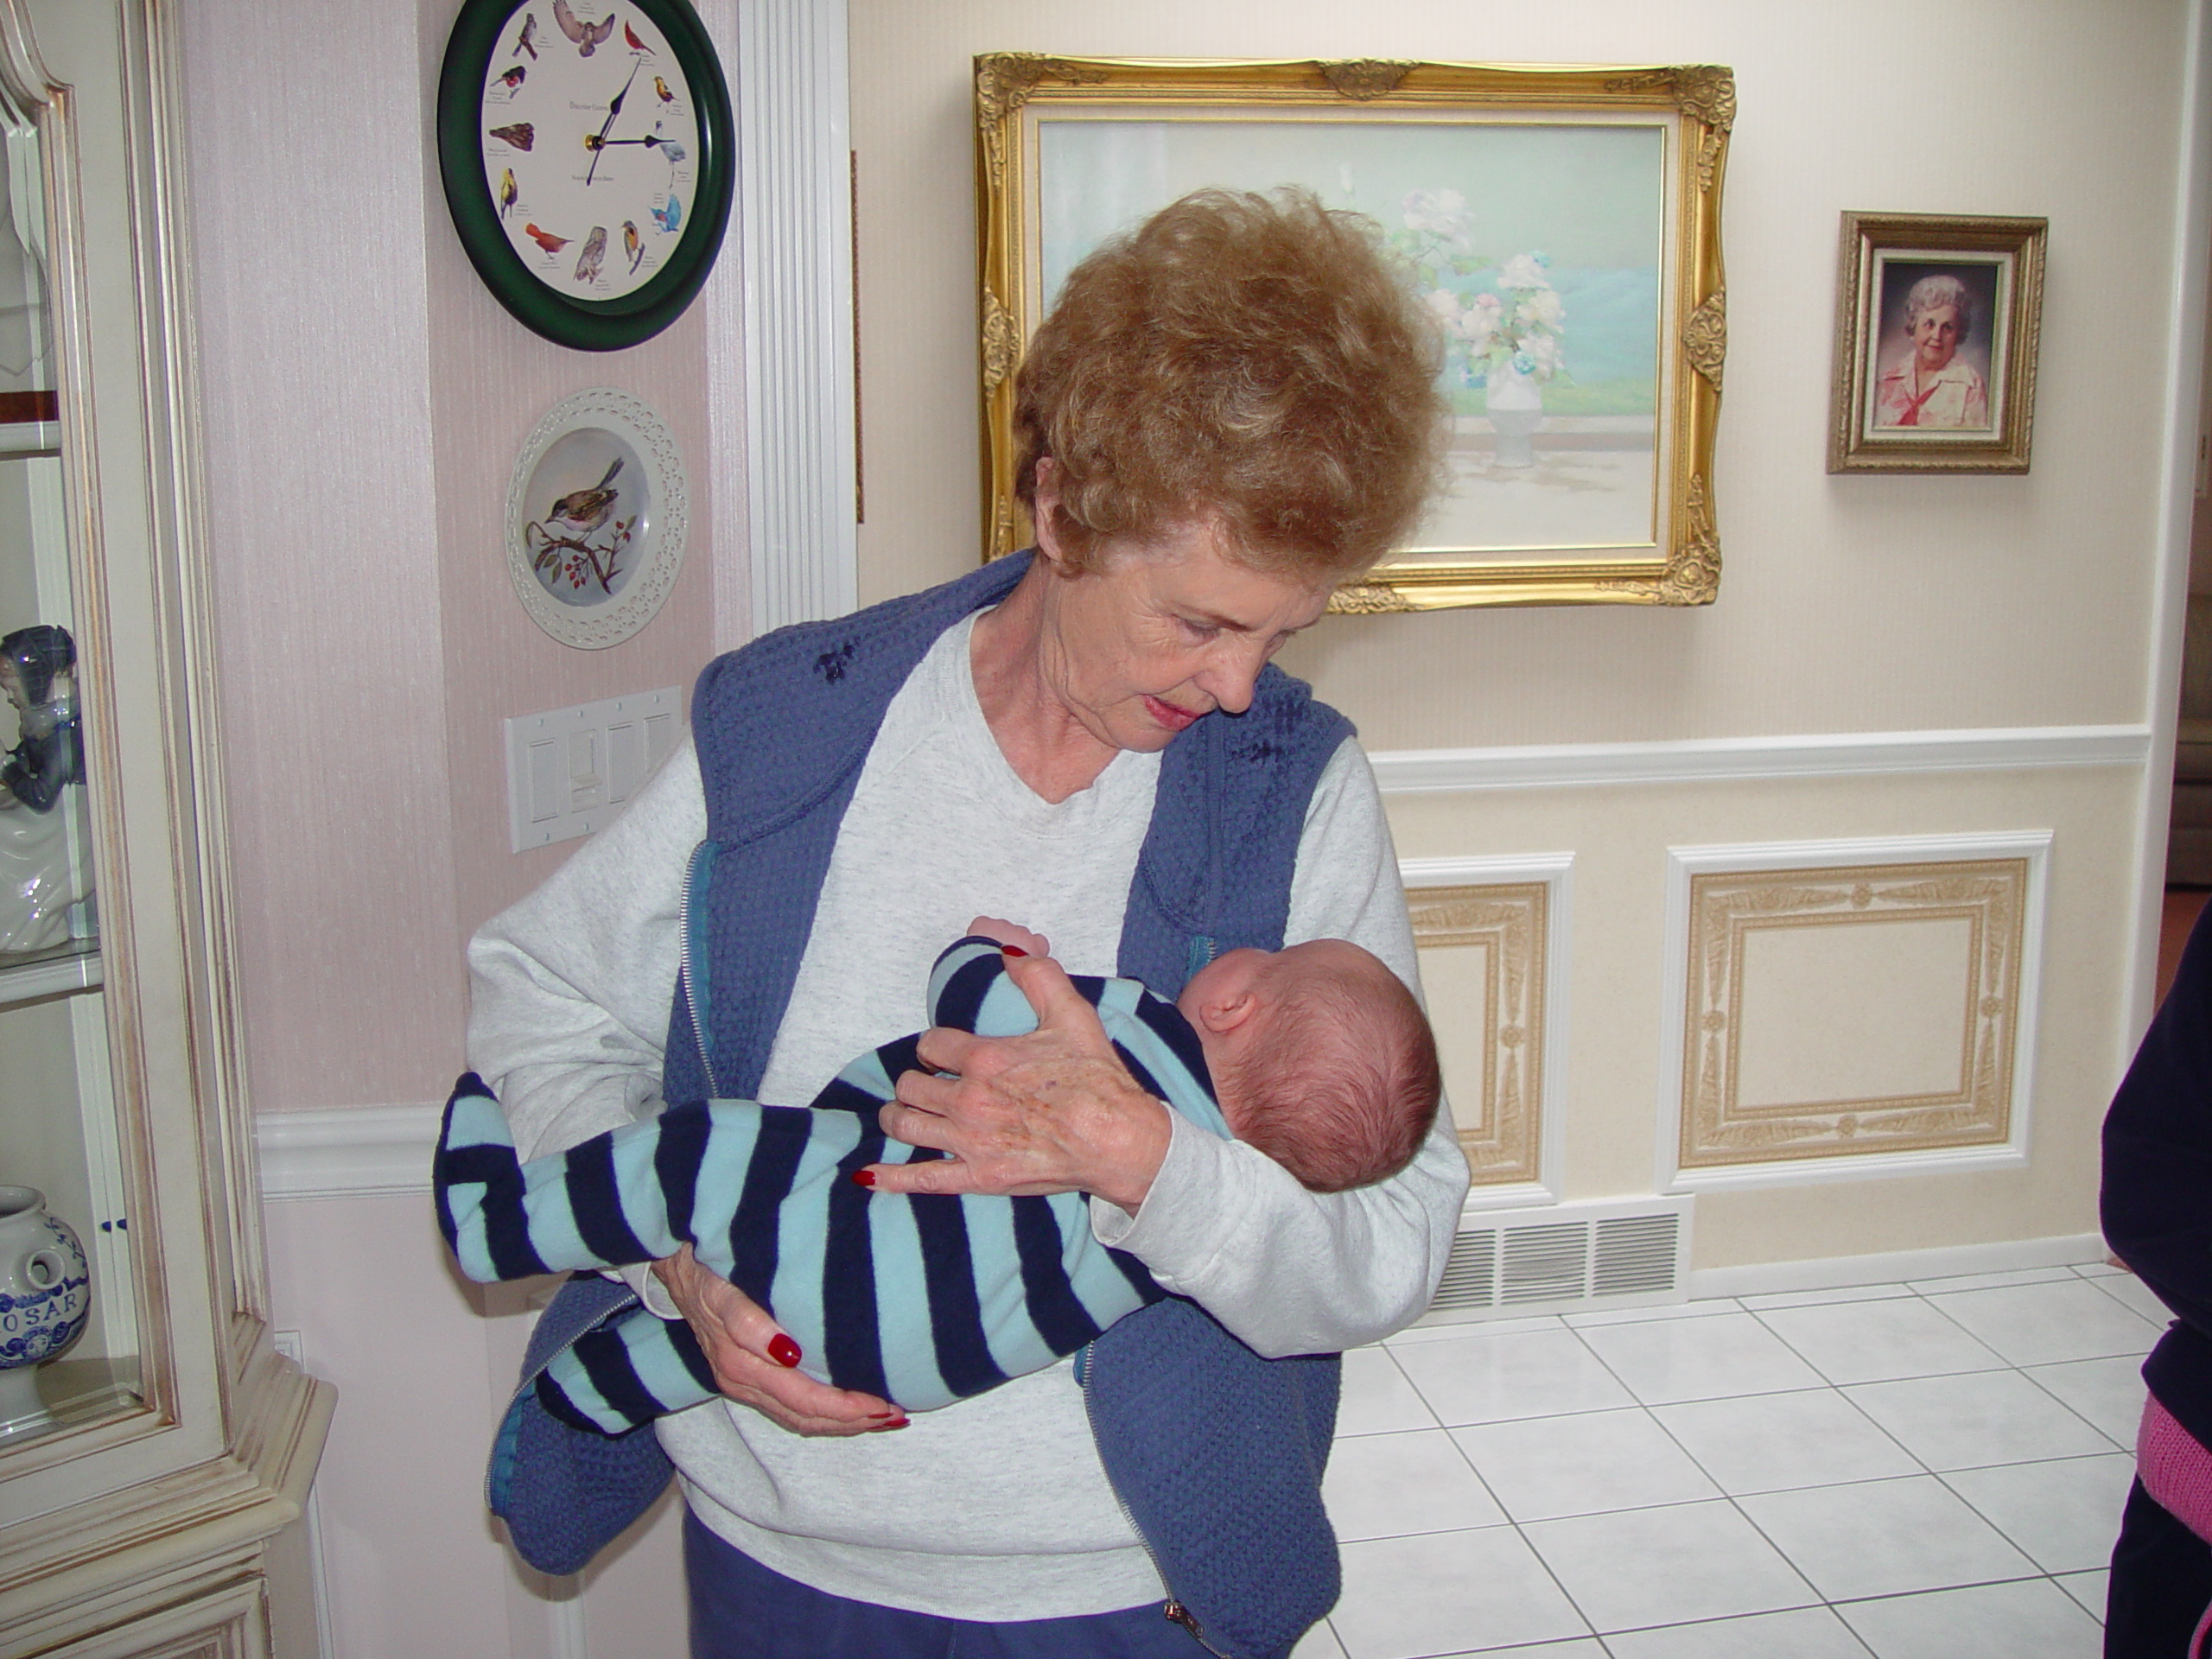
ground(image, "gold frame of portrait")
xmin=1827 ymin=212 xmax=2047 ymax=474
xmin=973 ymin=55 xmax=1734 ymax=611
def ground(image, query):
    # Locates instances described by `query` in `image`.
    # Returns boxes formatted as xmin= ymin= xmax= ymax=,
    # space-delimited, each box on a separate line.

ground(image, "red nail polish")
xmin=1001 ymin=944 xmax=1027 ymax=957
xmin=875 ymin=1415 xmax=910 ymax=1431
xmin=768 ymin=1334 xmax=802 ymax=1368
xmin=850 ymin=1167 xmax=876 ymax=1189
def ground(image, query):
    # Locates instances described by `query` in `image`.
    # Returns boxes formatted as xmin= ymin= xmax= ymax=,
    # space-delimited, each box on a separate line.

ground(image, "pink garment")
xmin=2139 ymin=1394 xmax=2212 ymax=1656
xmin=1872 ymin=353 xmax=1990 ymax=429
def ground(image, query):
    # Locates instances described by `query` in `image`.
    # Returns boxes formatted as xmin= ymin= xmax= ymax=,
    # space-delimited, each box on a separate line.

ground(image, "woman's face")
xmin=1910 ymin=303 xmax=1962 ymax=372
xmin=1032 ymin=487 xmax=1332 ymax=756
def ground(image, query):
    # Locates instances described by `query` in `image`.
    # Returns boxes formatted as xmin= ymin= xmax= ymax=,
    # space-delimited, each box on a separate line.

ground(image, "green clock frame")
xmin=435 ymin=0 xmax=734 ymax=351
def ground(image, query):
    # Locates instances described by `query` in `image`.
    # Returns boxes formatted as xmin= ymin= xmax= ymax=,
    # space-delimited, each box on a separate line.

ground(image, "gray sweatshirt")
xmin=466 ymin=616 xmax=1468 ymax=1618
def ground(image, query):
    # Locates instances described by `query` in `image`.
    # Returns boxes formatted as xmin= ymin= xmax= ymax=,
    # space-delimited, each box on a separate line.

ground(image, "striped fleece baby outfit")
xmin=435 ymin=938 xmax=1232 ymax=1433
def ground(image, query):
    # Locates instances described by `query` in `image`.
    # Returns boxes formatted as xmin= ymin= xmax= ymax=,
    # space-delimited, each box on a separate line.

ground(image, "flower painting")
xmin=1033 ymin=115 xmax=1669 ymax=563
xmin=978 ymin=58 xmax=1731 ymax=607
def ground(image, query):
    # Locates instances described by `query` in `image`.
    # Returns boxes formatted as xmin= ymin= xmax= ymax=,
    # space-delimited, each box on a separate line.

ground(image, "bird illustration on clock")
xmin=574 ymin=226 xmax=608 ymax=283
xmin=553 ymin=0 xmax=614 ymax=56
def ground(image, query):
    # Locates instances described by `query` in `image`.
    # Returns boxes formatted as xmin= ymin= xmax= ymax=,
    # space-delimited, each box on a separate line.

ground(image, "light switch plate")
xmin=504 ymin=687 xmax=683 ymax=852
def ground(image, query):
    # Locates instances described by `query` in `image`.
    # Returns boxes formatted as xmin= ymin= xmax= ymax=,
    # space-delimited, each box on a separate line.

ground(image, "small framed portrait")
xmin=1828 ymin=212 xmax=2046 ymax=474
xmin=505 ymin=387 xmax=689 ymax=648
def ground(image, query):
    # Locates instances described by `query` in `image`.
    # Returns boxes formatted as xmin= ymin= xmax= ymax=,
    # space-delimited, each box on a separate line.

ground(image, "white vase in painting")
xmin=1484 ymin=362 xmax=1544 ymax=468
xmin=0 ymin=1186 xmax=90 ymax=1432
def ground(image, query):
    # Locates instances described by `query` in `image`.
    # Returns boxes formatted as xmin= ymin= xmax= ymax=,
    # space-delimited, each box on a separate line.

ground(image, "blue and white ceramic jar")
xmin=0 ymin=1185 xmax=90 ymax=1427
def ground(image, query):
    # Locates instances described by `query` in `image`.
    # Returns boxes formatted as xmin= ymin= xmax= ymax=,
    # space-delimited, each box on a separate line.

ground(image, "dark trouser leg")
xmin=686 ymin=1510 xmax=950 ymax=1659
xmin=2108 ymin=1478 xmax=2212 ymax=1657
xmin=683 ymin=1507 xmax=1214 ymax=1659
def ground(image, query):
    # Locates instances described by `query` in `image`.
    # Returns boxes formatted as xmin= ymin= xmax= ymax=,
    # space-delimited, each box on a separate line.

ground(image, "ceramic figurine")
xmin=0 ymin=1186 xmax=90 ymax=1433
xmin=0 ymin=625 xmax=91 ymax=954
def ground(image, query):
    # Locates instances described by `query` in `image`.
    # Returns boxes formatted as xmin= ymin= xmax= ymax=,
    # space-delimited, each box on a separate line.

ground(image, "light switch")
xmin=504 ymin=686 xmax=683 ymax=851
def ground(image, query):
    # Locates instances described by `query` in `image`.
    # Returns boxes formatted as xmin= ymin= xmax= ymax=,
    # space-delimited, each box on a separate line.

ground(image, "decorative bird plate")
xmin=438 ymin=0 xmax=733 ymax=349
xmin=506 ymin=389 xmax=688 ymax=646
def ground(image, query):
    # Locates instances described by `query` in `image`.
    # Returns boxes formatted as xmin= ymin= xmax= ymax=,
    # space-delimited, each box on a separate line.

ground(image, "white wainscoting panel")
xmin=1401 ymin=853 xmax=1573 ymax=1207
xmin=1657 ymin=831 xmax=2052 ymax=1194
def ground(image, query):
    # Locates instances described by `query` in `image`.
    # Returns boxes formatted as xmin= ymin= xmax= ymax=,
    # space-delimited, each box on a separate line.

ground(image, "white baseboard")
xmin=1368 ymin=723 xmax=2150 ymax=794
xmin=1688 ymin=1231 xmax=2109 ymax=1300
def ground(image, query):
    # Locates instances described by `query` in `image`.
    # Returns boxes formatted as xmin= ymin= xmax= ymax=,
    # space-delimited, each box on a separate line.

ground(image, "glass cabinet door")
xmin=0 ymin=70 xmax=138 ymax=1445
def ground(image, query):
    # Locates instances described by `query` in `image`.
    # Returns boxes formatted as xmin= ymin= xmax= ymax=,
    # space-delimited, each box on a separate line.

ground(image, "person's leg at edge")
xmin=2107 ymin=1478 xmax=2212 ymax=1657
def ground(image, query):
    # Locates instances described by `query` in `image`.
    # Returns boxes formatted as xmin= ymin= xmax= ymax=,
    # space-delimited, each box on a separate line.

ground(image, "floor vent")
xmin=1419 ymin=1197 xmax=1694 ymax=1325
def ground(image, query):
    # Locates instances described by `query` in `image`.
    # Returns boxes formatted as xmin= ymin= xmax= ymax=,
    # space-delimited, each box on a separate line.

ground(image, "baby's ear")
xmin=1192 ymin=986 xmax=1260 ymax=1035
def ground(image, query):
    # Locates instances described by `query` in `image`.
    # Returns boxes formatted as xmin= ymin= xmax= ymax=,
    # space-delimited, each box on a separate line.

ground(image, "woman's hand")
xmin=650 ymin=1245 xmax=906 ymax=1433
xmin=868 ymin=953 xmax=1173 ymax=1214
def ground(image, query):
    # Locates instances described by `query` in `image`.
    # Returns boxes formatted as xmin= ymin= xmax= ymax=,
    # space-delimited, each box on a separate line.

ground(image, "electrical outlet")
xmin=505 ymin=688 xmax=683 ymax=852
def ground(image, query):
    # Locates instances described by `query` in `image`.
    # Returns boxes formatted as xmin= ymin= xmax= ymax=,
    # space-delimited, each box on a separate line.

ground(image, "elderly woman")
xmin=1872 ymin=271 xmax=1990 ymax=429
xmin=467 ymin=187 xmax=1467 ymax=1659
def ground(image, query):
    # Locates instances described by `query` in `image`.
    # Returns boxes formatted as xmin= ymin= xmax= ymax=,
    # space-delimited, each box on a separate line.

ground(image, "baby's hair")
xmin=1220 ymin=956 xmax=1441 ymax=1192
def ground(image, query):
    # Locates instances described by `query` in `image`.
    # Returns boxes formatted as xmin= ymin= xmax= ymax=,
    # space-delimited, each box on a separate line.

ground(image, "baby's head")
xmin=1177 ymin=939 xmax=1441 ymax=1192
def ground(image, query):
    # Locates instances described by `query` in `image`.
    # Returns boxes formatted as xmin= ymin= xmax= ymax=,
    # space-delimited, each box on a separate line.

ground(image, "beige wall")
xmin=853 ymin=0 xmax=2186 ymax=747
xmin=848 ymin=0 xmax=2202 ymax=1265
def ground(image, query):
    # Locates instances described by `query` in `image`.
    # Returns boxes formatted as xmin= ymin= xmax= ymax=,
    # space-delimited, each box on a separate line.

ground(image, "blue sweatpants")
xmin=683 ymin=1510 xmax=1209 ymax=1658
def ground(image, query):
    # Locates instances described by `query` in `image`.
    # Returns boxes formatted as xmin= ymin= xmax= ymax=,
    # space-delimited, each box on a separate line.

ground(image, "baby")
xmin=435 ymin=921 xmax=1440 ymax=1433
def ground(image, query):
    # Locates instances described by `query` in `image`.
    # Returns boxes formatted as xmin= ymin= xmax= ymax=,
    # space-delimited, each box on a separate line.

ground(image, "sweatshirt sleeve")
xmin=1090 ymin=736 xmax=1469 ymax=1356
xmin=467 ymin=735 xmax=705 ymax=1165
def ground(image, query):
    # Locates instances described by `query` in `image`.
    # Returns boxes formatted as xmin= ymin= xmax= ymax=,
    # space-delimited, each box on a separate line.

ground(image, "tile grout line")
xmin=1402 ymin=1339 xmax=1611 ymax=1655
xmin=1335 ymin=1276 xmax=2148 ymax=1656
xmin=1548 ymin=1312 xmax=1832 ymax=1642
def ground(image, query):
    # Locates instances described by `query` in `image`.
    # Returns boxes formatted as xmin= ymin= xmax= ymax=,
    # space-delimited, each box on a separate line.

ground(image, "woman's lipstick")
xmin=1143 ymin=696 xmax=1202 ymax=732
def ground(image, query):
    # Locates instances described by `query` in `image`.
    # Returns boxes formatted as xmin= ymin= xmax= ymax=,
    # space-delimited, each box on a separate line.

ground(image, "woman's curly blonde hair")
xmin=1013 ymin=188 xmax=1447 ymax=581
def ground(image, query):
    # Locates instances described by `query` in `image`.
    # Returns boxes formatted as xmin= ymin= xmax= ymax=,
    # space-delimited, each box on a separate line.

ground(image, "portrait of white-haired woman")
xmin=1872 ymin=270 xmax=1992 ymax=429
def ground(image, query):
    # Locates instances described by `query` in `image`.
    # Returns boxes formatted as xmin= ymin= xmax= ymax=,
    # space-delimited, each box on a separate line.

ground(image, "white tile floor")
xmin=1298 ymin=1261 xmax=2162 ymax=1659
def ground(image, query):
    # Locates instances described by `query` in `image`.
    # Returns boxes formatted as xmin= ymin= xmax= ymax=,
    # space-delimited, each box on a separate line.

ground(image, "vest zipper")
xmin=1077 ymin=1347 xmax=1236 ymax=1659
xmin=677 ymin=842 xmax=721 ymax=1098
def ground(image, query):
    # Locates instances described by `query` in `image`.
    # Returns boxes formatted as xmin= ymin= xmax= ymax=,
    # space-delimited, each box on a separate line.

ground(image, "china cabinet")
xmin=0 ymin=0 xmax=332 ymax=1654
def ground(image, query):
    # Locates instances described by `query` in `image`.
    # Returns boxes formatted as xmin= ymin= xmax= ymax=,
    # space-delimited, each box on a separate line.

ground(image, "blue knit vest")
xmin=505 ymin=554 xmax=1351 ymax=1658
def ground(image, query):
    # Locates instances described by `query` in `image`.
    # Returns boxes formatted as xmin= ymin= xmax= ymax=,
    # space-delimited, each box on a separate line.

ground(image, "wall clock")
xmin=436 ymin=0 xmax=734 ymax=351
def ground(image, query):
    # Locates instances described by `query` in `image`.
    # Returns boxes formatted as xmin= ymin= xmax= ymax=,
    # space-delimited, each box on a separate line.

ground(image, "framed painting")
xmin=1827 ymin=212 xmax=2046 ymax=474
xmin=974 ymin=56 xmax=1733 ymax=610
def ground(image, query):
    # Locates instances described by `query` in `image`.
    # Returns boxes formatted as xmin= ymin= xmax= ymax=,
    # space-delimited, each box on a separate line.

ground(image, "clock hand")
xmin=582 ymin=59 xmax=644 ymax=188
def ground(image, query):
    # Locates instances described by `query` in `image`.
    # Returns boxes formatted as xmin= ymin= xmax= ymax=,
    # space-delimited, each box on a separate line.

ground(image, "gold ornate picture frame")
xmin=974 ymin=55 xmax=1732 ymax=611
xmin=1827 ymin=212 xmax=2046 ymax=474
